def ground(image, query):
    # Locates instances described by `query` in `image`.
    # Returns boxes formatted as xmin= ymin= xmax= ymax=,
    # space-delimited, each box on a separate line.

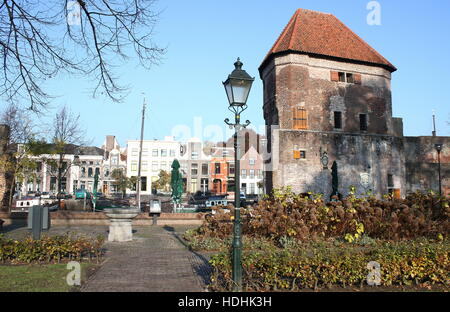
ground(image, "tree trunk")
xmin=57 ymin=153 xmax=63 ymax=209
xmin=8 ymin=175 xmax=16 ymax=213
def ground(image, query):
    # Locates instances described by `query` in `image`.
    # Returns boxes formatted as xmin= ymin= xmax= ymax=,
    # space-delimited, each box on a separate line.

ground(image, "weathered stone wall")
xmin=269 ymin=129 xmax=405 ymax=198
xmin=404 ymin=136 xmax=450 ymax=196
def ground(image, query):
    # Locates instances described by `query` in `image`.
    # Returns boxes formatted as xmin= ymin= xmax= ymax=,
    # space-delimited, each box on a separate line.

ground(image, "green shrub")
xmin=209 ymin=239 xmax=450 ymax=291
xmin=0 ymin=233 xmax=105 ymax=264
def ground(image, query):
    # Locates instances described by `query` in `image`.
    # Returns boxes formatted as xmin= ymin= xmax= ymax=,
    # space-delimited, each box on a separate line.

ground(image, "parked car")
xmin=41 ymin=192 xmax=51 ymax=199
xmin=94 ymin=192 xmax=106 ymax=199
xmin=57 ymin=192 xmax=72 ymax=199
xmin=75 ymin=189 xmax=91 ymax=199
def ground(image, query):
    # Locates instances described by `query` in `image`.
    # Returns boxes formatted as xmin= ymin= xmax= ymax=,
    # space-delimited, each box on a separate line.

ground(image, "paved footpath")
xmin=82 ymin=226 xmax=212 ymax=292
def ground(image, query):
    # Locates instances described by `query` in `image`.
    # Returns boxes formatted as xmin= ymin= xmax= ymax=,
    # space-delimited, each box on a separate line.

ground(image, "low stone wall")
xmin=0 ymin=211 xmax=205 ymax=226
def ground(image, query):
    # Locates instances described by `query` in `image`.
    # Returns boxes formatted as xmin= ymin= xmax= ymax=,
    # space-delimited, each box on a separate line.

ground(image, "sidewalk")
xmin=82 ymin=225 xmax=212 ymax=292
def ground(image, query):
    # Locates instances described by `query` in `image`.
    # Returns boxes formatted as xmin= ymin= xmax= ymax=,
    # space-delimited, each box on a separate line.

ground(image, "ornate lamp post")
xmin=434 ymin=143 xmax=443 ymax=197
xmin=223 ymin=58 xmax=254 ymax=291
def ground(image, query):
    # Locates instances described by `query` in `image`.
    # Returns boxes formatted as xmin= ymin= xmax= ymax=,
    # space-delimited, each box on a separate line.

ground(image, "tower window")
xmin=359 ymin=114 xmax=368 ymax=131
xmin=346 ymin=73 xmax=354 ymax=83
xmin=334 ymin=111 xmax=342 ymax=129
xmin=293 ymin=107 xmax=308 ymax=130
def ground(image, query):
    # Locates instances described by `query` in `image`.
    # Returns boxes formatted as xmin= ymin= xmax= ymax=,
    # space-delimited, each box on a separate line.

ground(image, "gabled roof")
xmin=259 ymin=9 xmax=396 ymax=73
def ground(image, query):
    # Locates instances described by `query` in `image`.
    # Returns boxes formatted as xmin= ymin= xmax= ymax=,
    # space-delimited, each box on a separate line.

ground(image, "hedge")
xmin=0 ymin=234 xmax=105 ymax=264
xmin=209 ymin=239 xmax=450 ymax=291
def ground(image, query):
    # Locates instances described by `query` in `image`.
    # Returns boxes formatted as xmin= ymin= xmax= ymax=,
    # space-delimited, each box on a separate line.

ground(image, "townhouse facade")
xmin=126 ymin=136 xmax=181 ymax=195
xmin=179 ymin=138 xmax=211 ymax=194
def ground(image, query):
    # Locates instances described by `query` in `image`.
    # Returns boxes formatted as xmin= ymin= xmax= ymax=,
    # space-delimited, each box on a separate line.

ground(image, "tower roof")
xmin=259 ymin=9 xmax=396 ymax=73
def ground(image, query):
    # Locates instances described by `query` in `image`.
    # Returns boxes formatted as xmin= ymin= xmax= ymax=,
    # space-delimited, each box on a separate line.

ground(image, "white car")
xmin=40 ymin=192 xmax=51 ymax=199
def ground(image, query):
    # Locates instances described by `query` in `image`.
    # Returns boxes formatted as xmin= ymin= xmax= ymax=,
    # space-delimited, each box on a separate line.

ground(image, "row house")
xmin=179 ymin=138 xmax=211 ymax=194
xmin=19 ymin=144 xmax=104 ymax=196
xmin=125 ymin=136 xmax=181 ymax=195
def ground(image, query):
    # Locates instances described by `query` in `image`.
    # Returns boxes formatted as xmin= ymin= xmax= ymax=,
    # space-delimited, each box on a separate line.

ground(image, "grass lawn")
xmin=0 ymin=263 xmax=98 ymax=292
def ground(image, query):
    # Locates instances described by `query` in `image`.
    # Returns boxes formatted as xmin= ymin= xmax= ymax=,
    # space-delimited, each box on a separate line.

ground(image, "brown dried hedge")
xmin=196 ymin=189 xmax=450 ymax=241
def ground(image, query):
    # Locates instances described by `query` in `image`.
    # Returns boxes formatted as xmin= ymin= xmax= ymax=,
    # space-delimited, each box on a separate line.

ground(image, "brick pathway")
xmin=81 ymin=226 xmax=212 ymax=292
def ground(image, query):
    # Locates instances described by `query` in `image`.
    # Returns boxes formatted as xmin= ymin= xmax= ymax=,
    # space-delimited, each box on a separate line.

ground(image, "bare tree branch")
xmin=0 ymin=0 xmax=165 ymax=111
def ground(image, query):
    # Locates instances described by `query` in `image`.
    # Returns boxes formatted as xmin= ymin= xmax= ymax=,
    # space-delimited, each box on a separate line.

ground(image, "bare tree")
xmin=0 ymin=103 xmax=35 ymax=145
xmin=50 ymin=105 xmax=86 ymax=206
xmin=0 ymin=0 xmax=165 ymax=111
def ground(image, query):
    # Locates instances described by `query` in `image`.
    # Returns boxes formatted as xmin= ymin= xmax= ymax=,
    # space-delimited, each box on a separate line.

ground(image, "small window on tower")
xmin=346 ymin=73 xmax=354 ymax=83
xmin=360 ymin=114 xmax=368 ymax=131
xmin=334 ymin=111 xmax=342 ymax=129
xmin=293 ymin=145 xmax=306 ymax=159
xmin=293 ymin=107 xmax=308 ymax=130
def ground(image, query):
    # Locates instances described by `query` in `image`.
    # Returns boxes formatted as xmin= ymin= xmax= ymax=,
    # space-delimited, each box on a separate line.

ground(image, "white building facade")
xmin=126 ymin=136 xmax=181 ymax=195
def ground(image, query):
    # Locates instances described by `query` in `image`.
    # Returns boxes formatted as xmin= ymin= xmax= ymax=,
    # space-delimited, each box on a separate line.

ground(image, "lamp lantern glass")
xmin=223 ymin=58 xmax=254 ymax=112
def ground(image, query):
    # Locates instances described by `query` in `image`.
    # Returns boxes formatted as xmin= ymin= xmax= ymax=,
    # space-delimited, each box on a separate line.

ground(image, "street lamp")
xmin=223 ymin=58 xmax=254 ymax=292
xmin=435 ymin=143 xmax=443 ymax=197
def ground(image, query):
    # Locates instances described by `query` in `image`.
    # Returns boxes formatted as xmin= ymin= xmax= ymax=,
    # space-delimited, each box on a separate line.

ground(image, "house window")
xmin=241 ymin=169 xmax=247 ymax=178
xmin=142 ymin=149 xmax=148 ymax=157
xmin=152 ymin=161 xmax=158 ymax=172
xmin=161 ymin=149 xmax=167 ymax=157
xmin=249 ymin=183 xmax=255 ymax=195
xmin=152 ymin=149 xmax=158 ymax=157
xmin=338 ymin=72 xmax=346 ymax=82
xmin=201 ymin=163 xmax=208 ymax=175
xmin=88 ymin=168 xmax=93 ymax=177
xmin=191 ymin=163 xmax=198 ymax=176
xmin=141 ymin=177 xmax=147 ymax=191
xmin=111 ymin=155 xmax=118 ymax=165
xmin=160 ymin=161 xmax=166 ymax=170
xmin=131 ymin=148 xmax=138 ymax=156
xmin=214 ymin=163 xmax=221 ymax=174
xmin=257 ymin=169 xmax=263 ymax=178
xmin=249 ymin=169 xmax=255 ymax=179
xmin=249 ymin=158 xmax=255 ymax=165
xmin=360 ymin=114 xmax=368 ymax=131
xmin=191 ymin=152 xmax=198 ymax=159
xmin=131 ymin=161 xmax=137 ymax=171
xmin=228 ymin=163 xmax=235 ymax=175
xmin=142 ymin=161 xmax=148 ymax=171
xmin=293 ymin=107 xmax=308 ymax=130
xmin=334 ymin=111 xmax=342 ymax=129
xmin=170 ymin=149 xmax=175 ymax=157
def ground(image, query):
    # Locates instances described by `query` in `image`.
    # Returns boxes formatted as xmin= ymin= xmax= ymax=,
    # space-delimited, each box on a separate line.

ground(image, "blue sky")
xmin=39 ymin=0 xmax=450 ymax=147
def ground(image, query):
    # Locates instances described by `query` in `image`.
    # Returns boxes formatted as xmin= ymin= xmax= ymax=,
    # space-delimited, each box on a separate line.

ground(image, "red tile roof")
xmin=260 ymin=9 xmax=396 ymax=72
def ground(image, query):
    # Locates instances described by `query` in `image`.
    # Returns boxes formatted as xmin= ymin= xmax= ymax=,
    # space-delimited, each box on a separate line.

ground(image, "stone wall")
xmin=269 ymin=129 xmax=405 ymax=198
xmin=404 ymin=136 xmax=450 ymax=196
